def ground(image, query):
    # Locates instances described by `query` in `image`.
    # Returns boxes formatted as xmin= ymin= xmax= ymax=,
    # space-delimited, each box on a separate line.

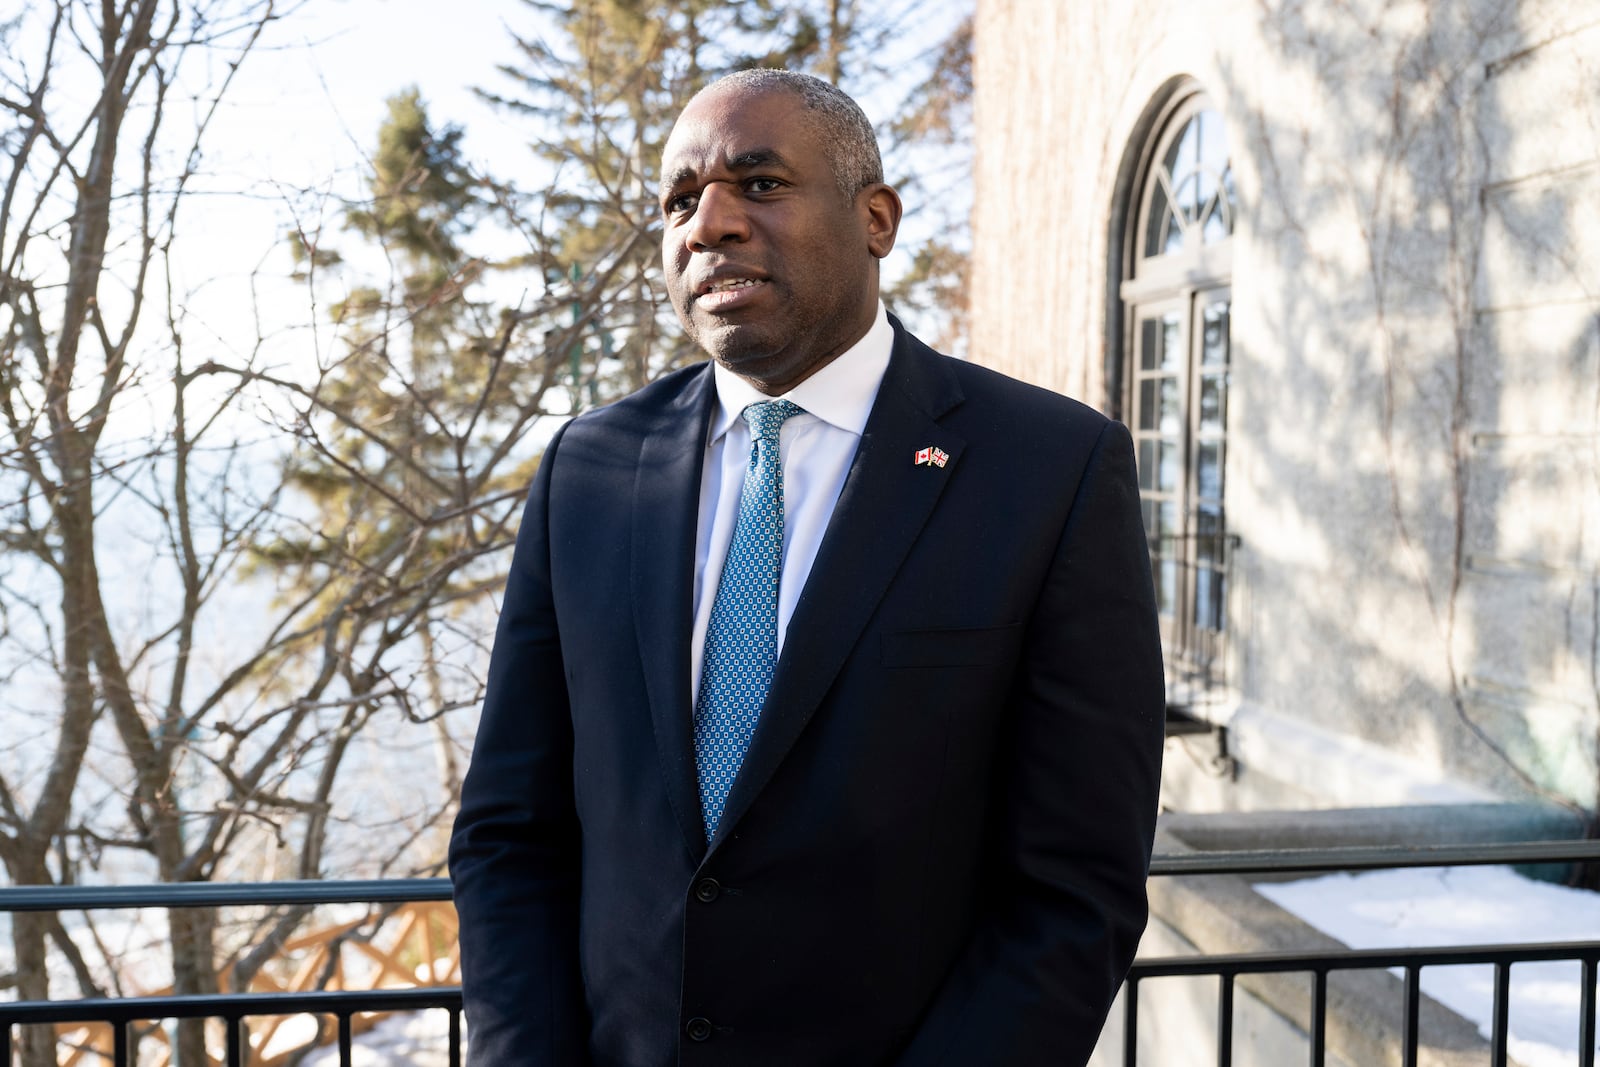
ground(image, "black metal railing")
xmin=1133 ymin=838 xmax=1600 ymax=1067
xmin=0 ymin=989 xmax=462 ymax=1067
xmin=0 ymin=879 xmax=461 ymax=1067
xmin=1124 ymin=942 xmax=1597 ymax=1067
xmin=4 ymin=839 xmax=1600 ymax=1067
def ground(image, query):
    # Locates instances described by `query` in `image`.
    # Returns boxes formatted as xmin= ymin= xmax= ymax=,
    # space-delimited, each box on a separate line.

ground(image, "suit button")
xmin=686 ymin=1017 xmax=713 ymax=1042
xmin=693 ymin=878 xmax=721 ymax=903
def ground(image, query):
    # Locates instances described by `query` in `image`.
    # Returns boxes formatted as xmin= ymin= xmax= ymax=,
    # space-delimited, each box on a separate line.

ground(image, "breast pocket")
xmin=879 ymin=623 xmax=1022 ymax=669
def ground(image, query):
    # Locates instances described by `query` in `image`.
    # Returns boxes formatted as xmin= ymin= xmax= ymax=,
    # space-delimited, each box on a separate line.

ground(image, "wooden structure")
xmin=53 ymin=901 xmax=461 ymax=1066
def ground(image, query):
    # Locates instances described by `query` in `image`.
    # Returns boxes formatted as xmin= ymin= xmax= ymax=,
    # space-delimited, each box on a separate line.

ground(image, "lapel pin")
xmin=914 ymin=446 xmax=949 ymax=469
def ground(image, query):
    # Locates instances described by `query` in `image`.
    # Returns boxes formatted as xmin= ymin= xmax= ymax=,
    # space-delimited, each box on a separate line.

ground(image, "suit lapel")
xmin=710 ymin=326 xmax=967 ymax=853
xmin=633 ymin=365 xmax=717 ymax=863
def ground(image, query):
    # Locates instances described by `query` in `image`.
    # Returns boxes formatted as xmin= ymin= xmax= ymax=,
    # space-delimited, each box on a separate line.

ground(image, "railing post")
xmin=1490 ymin=961 xmax=1510 ymax=1067
xmin=449 ymin=1006 xmax=463 ymax=1067
xmin=1 ymin=1022 xmax=9 ymax=1067
xmin=338 ymin=1011 xmax=354 ymax=1067
xmin=113 ymin=1019 xmax=128 ymax=1067
xmin=1582 ymin=956 xmax=1597 ymax=1067
xmin=1402 ymin=965 xmax=1419 ymax=1067
xmin=1123 ymin=978 xmax=1140 ymax=1067
xmin=1309 ymin=969 xmax=1326 ymax=1067
xmin=225 ymin=1015 xmax=244 ymax=1067
xmin=1217 ymin=974 xmax=1234 ymax=1067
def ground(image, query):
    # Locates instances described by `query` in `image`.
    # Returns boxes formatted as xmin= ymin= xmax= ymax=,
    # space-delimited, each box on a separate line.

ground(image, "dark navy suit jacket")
xmin=448 ymin=320 xmax=1165 ymax=1066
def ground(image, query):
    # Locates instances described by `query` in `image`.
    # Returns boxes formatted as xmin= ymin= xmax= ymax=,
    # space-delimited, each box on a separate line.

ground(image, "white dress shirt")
xmin=690 ymin=305 xmax=894 ymax=703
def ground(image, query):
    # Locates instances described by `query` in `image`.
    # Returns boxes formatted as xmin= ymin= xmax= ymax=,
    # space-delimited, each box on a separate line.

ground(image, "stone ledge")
xmin=1135 ymin=803 xmax=1587 ymax=1067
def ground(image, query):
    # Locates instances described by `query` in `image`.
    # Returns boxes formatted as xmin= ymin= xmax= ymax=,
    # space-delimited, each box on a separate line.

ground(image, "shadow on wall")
xmin=1206 ymin=0 xmax=1600 ymax=814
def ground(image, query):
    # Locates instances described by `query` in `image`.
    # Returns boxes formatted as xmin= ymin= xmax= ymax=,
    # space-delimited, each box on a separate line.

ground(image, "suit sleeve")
xmin=449 ymin=421 xmax=591 ymax=1067
xmin=893 ymin=419 xmax=1165 ymax=1067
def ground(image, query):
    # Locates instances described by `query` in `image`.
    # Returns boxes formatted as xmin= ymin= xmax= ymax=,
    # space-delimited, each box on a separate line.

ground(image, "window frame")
xmin=1115 ymin=86 xmax=1236 ymax=706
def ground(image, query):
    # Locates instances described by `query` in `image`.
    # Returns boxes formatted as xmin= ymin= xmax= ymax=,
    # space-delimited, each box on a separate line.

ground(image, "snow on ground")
xmin=298 ymin=1008 xmax=463 ymax=1067
xmin=1257 ymin=866 xmax=1600 ymax=1067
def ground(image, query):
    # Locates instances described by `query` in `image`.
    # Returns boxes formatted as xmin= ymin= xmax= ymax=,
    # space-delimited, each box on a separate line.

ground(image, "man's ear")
xmin=861 ymin=183 xmax=902 ymax=260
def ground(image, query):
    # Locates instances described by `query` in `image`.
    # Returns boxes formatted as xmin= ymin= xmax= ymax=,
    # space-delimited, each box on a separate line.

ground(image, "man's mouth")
xmin=694 ymin=276 xmax=768 ymax=311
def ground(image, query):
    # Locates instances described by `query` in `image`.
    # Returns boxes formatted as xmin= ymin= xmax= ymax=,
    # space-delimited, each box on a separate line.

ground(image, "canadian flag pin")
xmin=914 ymin=446 xmax=949 ymax=469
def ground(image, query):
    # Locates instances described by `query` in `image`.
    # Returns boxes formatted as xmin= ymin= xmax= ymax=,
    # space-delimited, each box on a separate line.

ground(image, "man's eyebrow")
xmin=727 ymin=148 xmax=791 ymax=171
xmin=660 ymin=165 xmax=695 ymax=197
xmin=659 ymin=149 xmax=795 ymax=198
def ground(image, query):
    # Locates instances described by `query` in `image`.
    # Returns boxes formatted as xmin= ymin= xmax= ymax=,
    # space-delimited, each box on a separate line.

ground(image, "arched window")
xmin=1119 ymin=88 xmax=1235 ymax=706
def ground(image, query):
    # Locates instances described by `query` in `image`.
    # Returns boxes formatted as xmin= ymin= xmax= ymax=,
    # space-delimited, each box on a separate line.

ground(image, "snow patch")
xmin=299 ymin=1008 xmax=464 ymax=1067
xmin=1258 ymin=866 xmax=1600 ymax=1067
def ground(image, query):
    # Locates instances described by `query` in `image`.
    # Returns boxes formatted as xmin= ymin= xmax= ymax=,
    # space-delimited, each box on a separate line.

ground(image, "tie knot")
xmin=742 ymin=399 xmax=804 ymax=442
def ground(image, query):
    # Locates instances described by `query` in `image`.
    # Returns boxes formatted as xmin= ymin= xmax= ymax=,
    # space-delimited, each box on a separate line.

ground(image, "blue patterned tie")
xmin=694 ymin=399 xmax=805 ymax=841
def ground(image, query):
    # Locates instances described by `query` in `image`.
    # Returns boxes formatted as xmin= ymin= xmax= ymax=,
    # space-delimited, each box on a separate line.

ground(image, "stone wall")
xmin=971 ymin=0 xmax=1600 ymax=810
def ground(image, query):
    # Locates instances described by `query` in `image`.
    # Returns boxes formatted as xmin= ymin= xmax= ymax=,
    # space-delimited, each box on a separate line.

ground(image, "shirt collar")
xmin=708 ymin=303 xmax=893 ymax=443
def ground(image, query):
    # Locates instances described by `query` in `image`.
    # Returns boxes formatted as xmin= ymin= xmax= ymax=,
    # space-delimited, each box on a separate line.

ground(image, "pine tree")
xmin=257 ymin=89 xmax=562 ymax=874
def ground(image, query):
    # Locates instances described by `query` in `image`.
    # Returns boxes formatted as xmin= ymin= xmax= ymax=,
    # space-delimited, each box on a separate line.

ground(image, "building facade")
xmin=971 ymin=0 xmax=1600 ymax=814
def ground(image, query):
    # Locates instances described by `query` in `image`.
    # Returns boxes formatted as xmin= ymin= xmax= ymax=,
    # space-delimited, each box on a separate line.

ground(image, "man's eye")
xmin=665 ymin=193 xmax=698 ymax=215
xmin=746 ymin=178 xmax=781 ymax=194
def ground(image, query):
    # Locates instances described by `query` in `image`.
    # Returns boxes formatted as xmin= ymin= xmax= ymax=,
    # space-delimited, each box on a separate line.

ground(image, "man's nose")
xmin=684 ymin=181 xmax=749 ymax=251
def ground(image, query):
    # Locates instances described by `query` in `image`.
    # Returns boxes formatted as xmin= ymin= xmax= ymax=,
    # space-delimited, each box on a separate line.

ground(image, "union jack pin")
xmin=914 ymin=446 xmax=949 ymax=468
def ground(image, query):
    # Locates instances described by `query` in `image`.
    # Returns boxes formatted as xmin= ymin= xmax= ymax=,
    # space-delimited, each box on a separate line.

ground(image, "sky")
xmin=207 ymin=0 xmax=536 ymax=220
xmin=163 ymin=0 xmax=545 ymax=373
xmin=240 ymin=0 xmax=527 ymax=162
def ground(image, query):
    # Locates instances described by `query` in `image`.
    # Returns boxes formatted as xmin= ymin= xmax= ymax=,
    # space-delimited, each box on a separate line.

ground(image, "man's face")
xmin=659 ymin=86 xmax=900 ymax=394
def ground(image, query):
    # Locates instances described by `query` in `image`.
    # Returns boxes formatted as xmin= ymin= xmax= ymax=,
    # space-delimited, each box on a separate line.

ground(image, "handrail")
xmin=1132 ymin=938 xmax=1600 ymax=977
xmin=1147 ymin=838 xmax=1600 ymax=876
xmin=0 ymin=987 xmax=461 ymax=1025
xmin=0 ymin=878 xmax=451 ymax=912
xmin=1 ymin=839 xmax=1596 ymax=912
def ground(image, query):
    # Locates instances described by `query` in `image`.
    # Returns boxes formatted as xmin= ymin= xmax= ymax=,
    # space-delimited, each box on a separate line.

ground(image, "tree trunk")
xmin=5 ymin=452 xmax=103 ymax=1067
xmin=168 ymin=904 xmax=220 ymax=1067
xmin=12 ymin=909 xmax=56 ymax=1067
xmin=7 ymin=846 xmax=59 ymax=1067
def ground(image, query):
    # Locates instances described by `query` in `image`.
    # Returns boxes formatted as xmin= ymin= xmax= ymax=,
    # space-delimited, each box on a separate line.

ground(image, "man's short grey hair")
xmin=703 ymin=69 xmax=884 ymax=200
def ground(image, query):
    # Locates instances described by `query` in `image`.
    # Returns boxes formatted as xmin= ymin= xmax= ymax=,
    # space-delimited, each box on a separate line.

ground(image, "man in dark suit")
xmin=449 ymin=69 xmax=1164 ymax=1067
